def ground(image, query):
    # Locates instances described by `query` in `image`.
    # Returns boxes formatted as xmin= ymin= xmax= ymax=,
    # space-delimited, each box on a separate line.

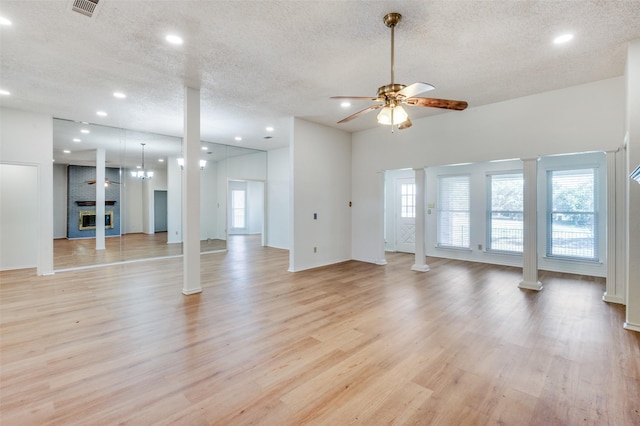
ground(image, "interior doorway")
xmin=154 ymin=190 xmax=168 ymax=233
xmin=227 ymin=179 xmax=265 ymax=246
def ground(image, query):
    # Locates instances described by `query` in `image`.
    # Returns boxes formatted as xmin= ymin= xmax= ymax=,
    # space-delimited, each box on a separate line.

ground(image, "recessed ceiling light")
xmin=0 ymin=89 xmax=10 ymax=96
xmin=80 ymin=129 xmax=90 ymax=134
xmin=136 ymin=165 xmax=141 ymax=169
xmin=266 ymin=126 xmax=274 ymax=132
xmin=340 ymin=102 xmax=351 ymax=108
xmin=113 ymin=92 xmax=127 ymax=99
xmin=158 ymin=158 xmax=164 ymax=162
xmin=553 ymin=33 xmax=574 ymax=44
xmin=201 ymin=146 xmax=207 ymax=151
xmin=235 ymin=136 xmax=242 ymax=141
xmin=73 ymin=138 xmax=81 ymax=142
xmin=0 ymin=16 xmax=12 ymax=26
xmin=166 ymin=34 xmax=183 ymax=45
xmin=96 ymin=111 xmax=107 ymax=117
xmin=63 ymin=150 xmax=71 ymax=154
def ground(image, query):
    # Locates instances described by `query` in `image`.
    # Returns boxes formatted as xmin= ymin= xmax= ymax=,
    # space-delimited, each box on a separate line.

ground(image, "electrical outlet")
xmin=313 ymin=247 xmax=317 ymax=253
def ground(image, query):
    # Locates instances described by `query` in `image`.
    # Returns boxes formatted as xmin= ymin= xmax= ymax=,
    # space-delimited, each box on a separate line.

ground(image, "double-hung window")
xmin=487 ymin=172 xmax=523 ymax=253
xmin=546 ymin=168 xmax=598 ymax=260
xmin=437 ymin=175 xmax=470 ymax=248
xmin=231 ymin=189 xmax=247 ymax=229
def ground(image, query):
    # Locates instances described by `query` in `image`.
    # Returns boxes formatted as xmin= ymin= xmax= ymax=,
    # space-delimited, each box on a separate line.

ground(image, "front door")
xmin=396 ymin=177 xmax=416 ymax=253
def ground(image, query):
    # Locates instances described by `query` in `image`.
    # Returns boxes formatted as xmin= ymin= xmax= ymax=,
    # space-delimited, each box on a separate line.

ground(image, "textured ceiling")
xmin=1 ymin=0 xmax=640 ymax=161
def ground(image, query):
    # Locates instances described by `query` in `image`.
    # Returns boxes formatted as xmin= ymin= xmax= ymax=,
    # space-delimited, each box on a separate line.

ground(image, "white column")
xmin=375 ymin=170 xmax=387 ymax=265
xmin=519 ymin=158 xmax=543 ymax=291
xmin=411 ymin=168 xmax=429 ymax=272
xmin=625 ymin=39 xmax=640 ymax=332
xmin=182 ymin=86 xmax=202 ymax=295
xmin=95 ymin=148 xmax=106 ymax=250
xmin=604 ymin=150 xmax=625 ymax=304
xmin=167 ymin=154 xmax=182 ymax=244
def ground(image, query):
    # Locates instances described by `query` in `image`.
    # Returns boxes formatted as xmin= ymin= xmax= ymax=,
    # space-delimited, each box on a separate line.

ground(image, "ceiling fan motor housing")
xmin=377 ymin=83 xmax=407 ymax=100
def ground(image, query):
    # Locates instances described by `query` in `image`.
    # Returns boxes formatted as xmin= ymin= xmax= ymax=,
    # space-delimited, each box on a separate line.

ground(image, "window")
xmin=488 ymin=173 xmax=523 ymax=252
xmin=437 ymin=175 xmax=470 ymax=248
xmin=400 ymin=183 xmax=416 ymax=218
xmin=546 ymin=168 xmax=598 ymax=260
xmin=231 ymin=189 xmax=246 ymax=229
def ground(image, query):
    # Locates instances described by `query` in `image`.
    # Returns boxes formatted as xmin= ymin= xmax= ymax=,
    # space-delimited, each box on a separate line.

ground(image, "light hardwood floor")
xmin=53 ymin=233 xmax=226 ymax=270
xmin=2 ymin=235 xmax=639 ymax=425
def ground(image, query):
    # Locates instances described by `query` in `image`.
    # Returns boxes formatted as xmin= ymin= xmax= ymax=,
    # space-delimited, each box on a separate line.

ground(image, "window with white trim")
xmin=231 ymin=189 xmax=246 ymax=229
xmin=546 ymin=168 xmax=598 ymax=260
xmin=437 ymin=175 xmax=470 ymax=248
xmin=488 ymin=172 xmax=523 ymax=252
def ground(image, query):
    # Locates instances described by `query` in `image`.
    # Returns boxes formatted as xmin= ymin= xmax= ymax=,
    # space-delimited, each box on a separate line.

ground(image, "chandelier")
xmin=131 ymin=143 xmax=154 ymax=179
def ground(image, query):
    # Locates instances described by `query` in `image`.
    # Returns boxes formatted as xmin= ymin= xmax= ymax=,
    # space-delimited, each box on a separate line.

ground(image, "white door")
xmin=396 ymin=177 xmax=416 ymax=253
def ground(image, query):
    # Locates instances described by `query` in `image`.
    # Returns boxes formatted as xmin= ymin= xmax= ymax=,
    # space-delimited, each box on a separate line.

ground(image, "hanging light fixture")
xmin=131 ymin=143 xmax=154 ymax=179
xmin=377 ymin=102 xmax=408 ymax=125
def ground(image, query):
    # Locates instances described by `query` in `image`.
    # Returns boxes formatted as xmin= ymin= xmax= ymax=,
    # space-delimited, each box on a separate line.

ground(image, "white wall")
xmin=123 ymin=170 xmax=143 ymax=234
xmin=53 ymin=163 xmax=67 ymax=239
xmin=267 ymin=147 xmax=290 ymax=250
xmin=352 ymin=77 xmax=625 ymax=267
xmin=290 ymin=118 xmax=352 ymax=271
xmin=0 ymin=164 xmax=38 ymax=270
xmin=247 ymin=180 xmax=264 ymax=234
xmin=0 ymin=108 xmax=53 ymax=274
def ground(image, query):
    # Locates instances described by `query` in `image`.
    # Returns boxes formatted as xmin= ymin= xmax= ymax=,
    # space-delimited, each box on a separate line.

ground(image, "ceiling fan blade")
xmin=397 ymin=82 xmax=435 ymax=99
xmin=337 ymin=104 xmax=384 ymax=123
xmin=86 ymin=180 xmax=97 ymax=185
xmin=331 ymin=96 xmax=379 ymax=101
xmin=398 ymin=118 xmax=412 ymax=130
xmin=405 ymin=97 xmax=468 ymax=111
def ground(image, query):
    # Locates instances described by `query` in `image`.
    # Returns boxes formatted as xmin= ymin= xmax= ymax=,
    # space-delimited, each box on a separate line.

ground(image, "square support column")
xmin=624 ymin=39 xmax=640 ymax=332
xmin=411 ymin=168 xmax=429 ymax=272
xmin=375 ymin=170 xmax=387 ymax=265
xmin=519 ymin=157 xmax=543 ymax=291
xmin=95 ymin=148 xmax=106 ymax=250
xmin=182 ymin=86 xmax=202 ymax=295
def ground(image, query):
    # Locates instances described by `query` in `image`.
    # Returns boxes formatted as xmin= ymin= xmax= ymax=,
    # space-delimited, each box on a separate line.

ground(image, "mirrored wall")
xmin=52 ymin=118 xmax=267 ymax=270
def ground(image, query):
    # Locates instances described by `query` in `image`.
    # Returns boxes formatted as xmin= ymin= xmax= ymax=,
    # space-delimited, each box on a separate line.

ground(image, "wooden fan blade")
xmin=405 ymin=97 xmax=468 ymax=111
xmin=86 ymin=180 xmax=97 ymax=185
xmin=397 ymin=82 xmax=435 ymax=99
xmin=398 ymin=118 xmax=412 ymax=130
xmin=337 ymin=104 xmax=384 ymax=123
xmin=331 ymin=96 xmax=379 ymax=101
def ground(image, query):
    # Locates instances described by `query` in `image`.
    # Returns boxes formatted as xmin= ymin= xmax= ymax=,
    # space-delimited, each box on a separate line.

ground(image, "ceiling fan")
xmin=332 ymin=12 xmax=468 ymax=130
xmin=85 ymin=179 xmax=120 ymax=187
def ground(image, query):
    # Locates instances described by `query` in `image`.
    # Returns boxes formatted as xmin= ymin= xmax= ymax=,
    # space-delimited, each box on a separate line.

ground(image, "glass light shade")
xmin=131 ymin=170 xmax=153 ymax=179
xmin=178 ymin=158 xmax=206 ymax=170
xmin=377 ymin=105 xmax=408 ymax=125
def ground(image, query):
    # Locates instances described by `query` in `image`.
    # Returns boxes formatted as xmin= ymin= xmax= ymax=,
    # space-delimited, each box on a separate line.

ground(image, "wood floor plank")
xmin=1 ymin=235 xmax=639 ymax=424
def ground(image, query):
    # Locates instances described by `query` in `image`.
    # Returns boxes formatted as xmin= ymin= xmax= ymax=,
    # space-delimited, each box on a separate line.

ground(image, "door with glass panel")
xmin=396 ymin=177 xmax=416 ymax=253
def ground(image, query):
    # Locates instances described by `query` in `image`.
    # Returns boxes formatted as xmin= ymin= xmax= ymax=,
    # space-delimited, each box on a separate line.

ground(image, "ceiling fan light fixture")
xmin=377 ymin=104 xmax=408 ymax=125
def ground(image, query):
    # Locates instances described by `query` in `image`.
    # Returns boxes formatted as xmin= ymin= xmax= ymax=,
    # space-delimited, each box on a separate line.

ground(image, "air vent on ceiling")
xmin=70 ymin=0 xmax=102 ymax=18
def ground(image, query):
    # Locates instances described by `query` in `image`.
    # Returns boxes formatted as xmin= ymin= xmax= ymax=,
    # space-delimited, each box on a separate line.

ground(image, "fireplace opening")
xmin=78 ymin=210 xmax=114 ymax=230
